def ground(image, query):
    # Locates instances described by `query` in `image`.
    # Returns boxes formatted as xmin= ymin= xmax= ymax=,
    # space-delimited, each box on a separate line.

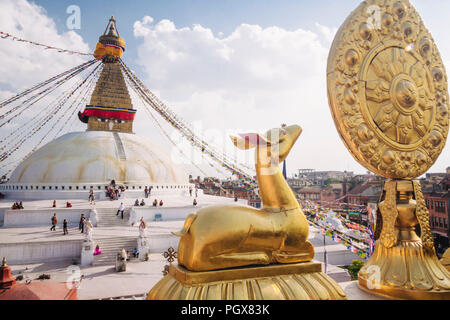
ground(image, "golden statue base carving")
xmin=442 ymin=249 xmax=450 ymax=272
xmin=358 ymin=180 xmax=450 ymax=300
xmin=148 ymin=262 xmax=346 ymax=300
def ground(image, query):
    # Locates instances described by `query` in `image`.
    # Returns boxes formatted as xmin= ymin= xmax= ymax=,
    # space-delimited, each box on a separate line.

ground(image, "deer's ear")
xmin=231 ymin=136 xmax=255 ymax=150
xmin=231 ymin=133 xmax=271 ymax=150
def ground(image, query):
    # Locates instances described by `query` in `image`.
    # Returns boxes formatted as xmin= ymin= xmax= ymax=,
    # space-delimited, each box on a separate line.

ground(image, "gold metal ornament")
xmin=148 ymin=125 xmax=346 ymax=300
xmin=442 ymin=249 xmax=450 ymax=272
xmin=327 ymin=0 xmax=450 ymax=300
xmin=327 ymin=0 xmax=448 ymax=180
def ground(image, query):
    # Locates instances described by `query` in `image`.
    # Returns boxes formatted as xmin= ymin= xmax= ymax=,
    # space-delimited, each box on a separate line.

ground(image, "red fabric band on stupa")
xmin=80 ymin=105 xmax=136 ymax=120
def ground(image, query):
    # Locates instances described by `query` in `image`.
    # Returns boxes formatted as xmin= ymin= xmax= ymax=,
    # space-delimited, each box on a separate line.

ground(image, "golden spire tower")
xmin=78 ymin=17 xmax=136 ymax=133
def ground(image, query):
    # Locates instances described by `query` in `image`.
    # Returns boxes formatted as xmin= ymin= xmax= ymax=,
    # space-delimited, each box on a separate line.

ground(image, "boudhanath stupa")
xmin=1 ymin=17 xmax=190 ymax=200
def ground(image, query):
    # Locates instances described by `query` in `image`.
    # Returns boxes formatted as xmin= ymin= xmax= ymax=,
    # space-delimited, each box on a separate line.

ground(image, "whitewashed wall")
xmin=3 ymin=208 xmax=95 ymax=228
xmin=0 ymin=240 xmax=82 ymax=265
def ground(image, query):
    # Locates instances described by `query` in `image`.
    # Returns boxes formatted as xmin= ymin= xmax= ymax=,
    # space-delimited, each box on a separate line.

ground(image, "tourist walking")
xmin=144 ymin=187 xmax=149 ymax=198
xmin=189 ymin=187 xmax=192 ymax=197
xmin=80 ymin=215 xmax=86 ymax=233
xmin=50 ymin=213 xmax=57 ymax=231
xmin=89 ymin=188 xmax=95 ymax=205
xmin=79 ymin=214 xmax=85 ymax=231
xmin=117 ymin=202 xmax=124 ymax=219
xmin=63 ymin=219 xmax=68 ymax=235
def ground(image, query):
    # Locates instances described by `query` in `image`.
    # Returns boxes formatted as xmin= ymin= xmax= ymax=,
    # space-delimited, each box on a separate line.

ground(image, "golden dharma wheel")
xmin=327 ymin=0 xmax=449 ymax=179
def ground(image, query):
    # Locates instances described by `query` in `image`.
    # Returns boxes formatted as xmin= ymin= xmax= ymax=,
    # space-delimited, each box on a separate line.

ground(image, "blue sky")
xmin=32 ymin=0 xmax=360 ymax=70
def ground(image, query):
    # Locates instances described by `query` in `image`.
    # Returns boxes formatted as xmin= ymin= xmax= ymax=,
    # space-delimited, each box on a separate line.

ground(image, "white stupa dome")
xmin=8 ymin=131 xmax=188 ymax=185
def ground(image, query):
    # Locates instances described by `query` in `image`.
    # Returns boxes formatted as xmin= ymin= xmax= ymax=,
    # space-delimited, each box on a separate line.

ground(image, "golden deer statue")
xmin=173 ymin=124 xmax=314 ymax=271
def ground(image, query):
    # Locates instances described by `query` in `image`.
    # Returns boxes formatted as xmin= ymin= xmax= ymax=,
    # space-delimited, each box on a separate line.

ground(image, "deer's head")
xmin=231 ymin=124 xmax=302 ymax=167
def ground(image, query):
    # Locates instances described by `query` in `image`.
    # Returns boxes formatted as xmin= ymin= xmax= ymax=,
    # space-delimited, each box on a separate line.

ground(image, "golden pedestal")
xmin=441 ymin=249 xmax=450 ymax=273
xmin=359 ymin=240 xmax=450 ymax=300
xmin=357 ymin=180 xmax=450 ymax=300
xmin=148 ymin=262 xmax=347 ymax=300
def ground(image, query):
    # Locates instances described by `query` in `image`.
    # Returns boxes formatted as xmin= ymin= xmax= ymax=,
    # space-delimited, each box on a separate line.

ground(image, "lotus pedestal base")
xmin=147 ymin=262 xmax=346 ymax=300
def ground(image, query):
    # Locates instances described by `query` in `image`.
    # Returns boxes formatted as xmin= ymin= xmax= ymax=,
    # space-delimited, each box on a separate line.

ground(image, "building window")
xmin=76 ymin=186 xmax=79 ymax=190
xmin=62 ymin=186 xmax=65 ymax=190
xmin=49 ymin=186 xmax=52 ymax=190
xmin=55 ymin=186 xmax=58 ymax=190
xmin=69 ymin=186 xmax=72 ymax=190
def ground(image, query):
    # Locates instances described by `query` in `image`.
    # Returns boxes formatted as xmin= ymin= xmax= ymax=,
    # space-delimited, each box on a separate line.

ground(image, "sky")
xmin=0 ymin=0 xmax=448 ymax=178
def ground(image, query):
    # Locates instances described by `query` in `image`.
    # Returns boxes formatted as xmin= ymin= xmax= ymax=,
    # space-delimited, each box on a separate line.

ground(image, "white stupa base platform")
xmin=0 ymin=193 xmax=248 ymax=265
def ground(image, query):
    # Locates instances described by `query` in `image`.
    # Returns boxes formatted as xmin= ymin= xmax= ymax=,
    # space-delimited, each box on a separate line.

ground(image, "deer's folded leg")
xmin=210 ymin=252 xmax=271 ymax=269
xmin=273 ymin=241 xmax=314 ymax=263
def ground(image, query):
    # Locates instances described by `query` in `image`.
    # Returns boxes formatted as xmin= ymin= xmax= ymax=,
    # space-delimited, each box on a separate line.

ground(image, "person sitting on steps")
xmin=94 ymin=245 xmax=102 ymax=256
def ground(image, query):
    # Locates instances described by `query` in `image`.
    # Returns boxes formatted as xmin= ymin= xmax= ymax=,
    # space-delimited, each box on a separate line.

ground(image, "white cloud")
xmin=132 ymin=16 xmax=363 ymax=176
xmin=132 ymin=16 xmax=449 ymax=177
xmin=0 ymin=0 xmax=91 ymax=172
xmin=0 ymin=0 xmax=90 ymax=93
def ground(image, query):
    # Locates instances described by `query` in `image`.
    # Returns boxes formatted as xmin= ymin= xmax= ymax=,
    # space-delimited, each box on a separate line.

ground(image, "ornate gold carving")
xmin=358 ymin=179 xmax=450 ymax=299
xmin=148 ymin=263 xmax=347 ymax=300
xmin=327 ymin=0 xmax=449 ymax=179
xmin=378 ymin=180 xmax=398 ymax=248
xmin=328 ymin=0 xmax=450 ymax=300
xmin=412 ymin=180 xmax=435 ymax=252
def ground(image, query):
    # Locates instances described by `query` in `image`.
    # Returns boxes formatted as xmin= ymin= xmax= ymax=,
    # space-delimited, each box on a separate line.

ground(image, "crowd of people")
xmin=144 ymin=186 xmax=153 ymax=198
xmin=152 ymin=199 xmax=164 ymax=207
xmin=47 ymin=212 xmax=93 ymax=237
xmin=134 ymin=199 xmax=146 ymax=206
xmin=11 ymin=201 xmax=24 ymax=210
xmin=105 ymin=180 xmax=125 ymax=201
xmin=106 ymin=186 xmax=124 ymax=201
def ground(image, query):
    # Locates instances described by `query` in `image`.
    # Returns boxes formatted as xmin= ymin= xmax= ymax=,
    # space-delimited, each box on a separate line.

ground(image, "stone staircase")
xmin=93 ymin=236 xmax=138 ymax=266
xmin=113 ymin=132 xmax=127 ymax=161
xmin=95 ymin=207 xmax=131 ymax=227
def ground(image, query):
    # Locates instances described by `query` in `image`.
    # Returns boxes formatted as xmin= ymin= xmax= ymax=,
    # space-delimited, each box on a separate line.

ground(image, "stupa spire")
xmin=78 ymin=17 xmax=136 ymax=133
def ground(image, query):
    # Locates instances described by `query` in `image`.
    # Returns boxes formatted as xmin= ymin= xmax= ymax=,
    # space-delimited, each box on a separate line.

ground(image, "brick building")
xmin=424 ymin=175 xmax=450 ymax=256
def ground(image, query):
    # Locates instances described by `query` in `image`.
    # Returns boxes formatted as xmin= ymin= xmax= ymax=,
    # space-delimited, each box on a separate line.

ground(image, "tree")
xmin=346 ymin=260 xmax=365 ymax=280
